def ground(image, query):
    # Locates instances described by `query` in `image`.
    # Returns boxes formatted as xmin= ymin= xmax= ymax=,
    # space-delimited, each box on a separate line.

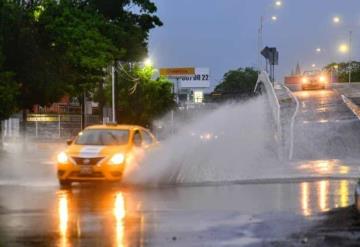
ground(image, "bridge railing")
xmin=255 ymin=71 xmax=283 ymax=158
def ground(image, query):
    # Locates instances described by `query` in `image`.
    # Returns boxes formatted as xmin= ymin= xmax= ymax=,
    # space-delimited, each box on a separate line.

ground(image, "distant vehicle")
xmin=190 ymin=131 xmax=220 ymax=143
xmin=300 ymin=70 xmax=328 ymax=90
xmin=56 ymin=124 xmax=158 ymax=187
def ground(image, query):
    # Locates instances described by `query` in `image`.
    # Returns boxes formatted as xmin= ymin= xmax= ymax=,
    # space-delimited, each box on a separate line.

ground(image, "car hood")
xmin=66 ymin=144 xmax=131 ymax=158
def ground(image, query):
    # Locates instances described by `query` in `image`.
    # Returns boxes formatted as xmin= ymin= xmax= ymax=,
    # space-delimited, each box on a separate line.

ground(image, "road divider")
xmin=255 ymin=71 xmax=282 ymax=159
xmin=284 ymin=86 xmax=299 ymax=160
xmin=255 ymin=71 xmax=298 ymax=160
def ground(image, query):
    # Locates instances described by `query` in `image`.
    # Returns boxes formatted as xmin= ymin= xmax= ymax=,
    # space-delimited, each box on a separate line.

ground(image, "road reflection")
xmin=297 ymin=160 xmax=351 ymax=176
xmin=57 ymin=190 xmax=69 ymax=247
xmin=318 ymin=180 xmax=329 ymax=212
xmin=114 ymin=192 xmax=125 ymax=247
xmin=56 ymin=187 xmax=143 ymax=247
xmin=300 ymin=179 xmax=351 ymax=217
xmin=301 ymin=182 xmax=311 ymax=216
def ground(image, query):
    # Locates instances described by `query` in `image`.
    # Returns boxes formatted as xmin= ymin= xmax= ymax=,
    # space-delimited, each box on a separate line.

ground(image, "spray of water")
xmin=0 ymin=141 xmax=63 ymax=186
xmin=2 ymin=95 xmax=357 ymax=188
xmin=124 ymin=96 xmax=283 ymax=186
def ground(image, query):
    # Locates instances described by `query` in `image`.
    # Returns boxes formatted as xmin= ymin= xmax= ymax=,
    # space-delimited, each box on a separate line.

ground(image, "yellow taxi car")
xmin=56 ymin=124 xmax=157 ymax=187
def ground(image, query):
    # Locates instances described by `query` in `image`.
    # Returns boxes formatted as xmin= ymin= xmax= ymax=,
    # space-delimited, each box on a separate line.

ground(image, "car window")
xmin=75 ymin=129 xmax=129 ymax=145
xmin=304 ymin=70 xmax=321 ymax=76
xmin=133 ymin=130 xmax=142 ymax=146
xmin=141 ymin=130 xmax=154 ymax=145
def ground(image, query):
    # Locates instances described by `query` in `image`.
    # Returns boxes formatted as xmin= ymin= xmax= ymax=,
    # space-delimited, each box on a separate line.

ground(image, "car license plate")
xmin=79 ymin=166 xmax=93 ymax=175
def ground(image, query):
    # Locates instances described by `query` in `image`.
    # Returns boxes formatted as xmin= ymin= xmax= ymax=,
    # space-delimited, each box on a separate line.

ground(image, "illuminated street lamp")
xmin=311 ymin=64 xmax=316 ymax=68
xmin=331 ymin=15 xmax=354 ymax=84
xmin=144 ymin=58 xmax=153 ymax=67
xmin=258 ymin=2 xmax=282 ymax=71
xmin=316 ymin=48 xmax=321 ymax=53
xmin=338 ymin=38 xmax=352 ymax=84
xmin=338 ymin=43 xmax=349 ymax=54
xmin=333 ymin=16 xmax=340 ymax=24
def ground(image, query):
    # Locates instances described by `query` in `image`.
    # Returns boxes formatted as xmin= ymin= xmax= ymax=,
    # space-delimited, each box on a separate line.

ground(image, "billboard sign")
xmin=159 ymin=67 xmax=195 ymax=76
xmin=160 ymin=67 xmax=210 ymax=88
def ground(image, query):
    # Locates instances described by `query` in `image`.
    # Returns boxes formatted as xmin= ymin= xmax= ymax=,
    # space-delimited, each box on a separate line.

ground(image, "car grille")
xmin=70 ymin=171 xmax=104 ymax=178
xmin=71 ymin=157 xmax=104 ymax=166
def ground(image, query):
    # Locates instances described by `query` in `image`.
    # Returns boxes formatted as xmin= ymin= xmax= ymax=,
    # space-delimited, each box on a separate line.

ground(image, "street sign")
xmin=179 ymin=68 xmax=210 ymax=88
xmin=261 ymin=47 xmax=279 ymax=65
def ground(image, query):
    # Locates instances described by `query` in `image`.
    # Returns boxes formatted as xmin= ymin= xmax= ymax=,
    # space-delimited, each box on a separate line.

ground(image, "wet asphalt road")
xmin=292 ymin=89 xmax=360 ymax=160
xmin=1 ymin=89 xmax=360 ymax=246
xmin=0 ymin=173 xmax=357 ymax=247
xmin=0 ymin=147 xmax=359 ymax=246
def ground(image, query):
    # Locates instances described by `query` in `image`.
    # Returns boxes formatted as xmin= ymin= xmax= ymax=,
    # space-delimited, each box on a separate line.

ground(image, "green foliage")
xmin=214 ymin=67 xmax=258 ymax=96
xmin=1 ymin=0 xmax=70 ymax=109
xmin=324 ymin=61 xmax=360 ymax=83
xmin=0 ymin=0 xmax=162 ymax=118
xmin=105 ymin=66 xmax=175 ymax=126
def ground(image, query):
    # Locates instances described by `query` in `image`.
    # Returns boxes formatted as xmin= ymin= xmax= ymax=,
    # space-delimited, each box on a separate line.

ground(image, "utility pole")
xmin=176 ymin=78 xmax=180 ymax=104
xmin=258 ymin=16 xmax=264 ymax=72
xmin=83 ymin=90 xmax=86 ymax=129
xmin=349 ymin=30 xmax=352 ymax=84
xmin=111 ymin=65 xmax=116 ymax=122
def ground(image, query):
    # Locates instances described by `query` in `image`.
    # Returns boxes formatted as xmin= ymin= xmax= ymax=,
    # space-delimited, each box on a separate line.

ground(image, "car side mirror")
xmin=66 ymin=139 xmax=73 ymax=146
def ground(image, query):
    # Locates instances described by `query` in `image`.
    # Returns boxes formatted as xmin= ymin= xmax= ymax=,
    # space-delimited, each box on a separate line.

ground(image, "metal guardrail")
xmin=255 ymin=71 xmax=283 ymax=158
xmin=283 ymin=86 xmax=299 ymax=160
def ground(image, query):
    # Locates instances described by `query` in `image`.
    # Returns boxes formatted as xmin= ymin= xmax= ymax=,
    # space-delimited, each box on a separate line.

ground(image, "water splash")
xmin=124 ymin=96 xmax=281 ymax=185
xmin=0 ymin=141 xmax=62 ymax=186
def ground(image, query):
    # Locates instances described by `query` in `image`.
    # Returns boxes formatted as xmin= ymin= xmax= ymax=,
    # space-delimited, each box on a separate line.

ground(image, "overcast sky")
xmin=148 ymin=0 xmax=360 ymax=89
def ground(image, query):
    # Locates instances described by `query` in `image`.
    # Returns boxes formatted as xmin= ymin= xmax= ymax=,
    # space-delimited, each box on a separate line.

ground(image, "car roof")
xmin=85 ymin=124 xmax=146 ymax=131
xmin=303 ymin=70 xmax=321 ymax=74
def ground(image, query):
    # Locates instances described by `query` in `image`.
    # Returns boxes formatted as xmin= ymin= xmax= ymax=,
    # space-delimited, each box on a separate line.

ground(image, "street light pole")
xmin=349 ymin=30 xmax=352 ymax=84
xmin=111 ymin=65 xmax=116 ymax=122
xmin=258 ymin=16 xmax=264 ymax=72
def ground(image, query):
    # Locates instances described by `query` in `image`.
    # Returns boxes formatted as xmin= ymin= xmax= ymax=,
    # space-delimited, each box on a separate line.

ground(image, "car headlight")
xmin=110 ymin=153 xmax=125 ymax=165
xmin=57 ymin=152 xmax=68 ymax=164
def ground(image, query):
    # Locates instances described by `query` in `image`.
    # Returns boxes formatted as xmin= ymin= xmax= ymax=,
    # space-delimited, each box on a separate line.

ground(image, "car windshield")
xmin=75 ymin=129 xmax=129 ymax=145
xmin=303 ymin=70 xmax=321 ymax=76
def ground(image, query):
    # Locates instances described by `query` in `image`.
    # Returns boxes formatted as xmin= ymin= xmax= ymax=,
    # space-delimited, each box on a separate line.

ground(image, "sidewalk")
xmin=332 ymin=83 xmax=360 ymax=98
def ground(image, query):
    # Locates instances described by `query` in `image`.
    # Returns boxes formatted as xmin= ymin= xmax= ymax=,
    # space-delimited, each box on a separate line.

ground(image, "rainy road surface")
xmin=1 ymin=143 xmax=360 ymax=246
xmin=0 ymin=177 xmax=358 ymax=247
xmin=292 ymin=89 xmax=360 ymax=160
xmin=1 ymin=89 xmax=360 ymax=246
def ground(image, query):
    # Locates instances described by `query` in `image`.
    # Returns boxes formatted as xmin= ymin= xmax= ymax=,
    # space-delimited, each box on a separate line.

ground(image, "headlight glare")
xmin=110 ymin=153 xmax=125 ymax=165
xmin=57 ymin=152 xmax=68 ymax=164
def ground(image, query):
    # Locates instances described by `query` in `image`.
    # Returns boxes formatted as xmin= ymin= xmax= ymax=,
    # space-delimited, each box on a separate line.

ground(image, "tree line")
xmin=324 ymin=61 xmax=360 ymax=83
xmin=0 ymin=0 xmax=174 ymax=127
